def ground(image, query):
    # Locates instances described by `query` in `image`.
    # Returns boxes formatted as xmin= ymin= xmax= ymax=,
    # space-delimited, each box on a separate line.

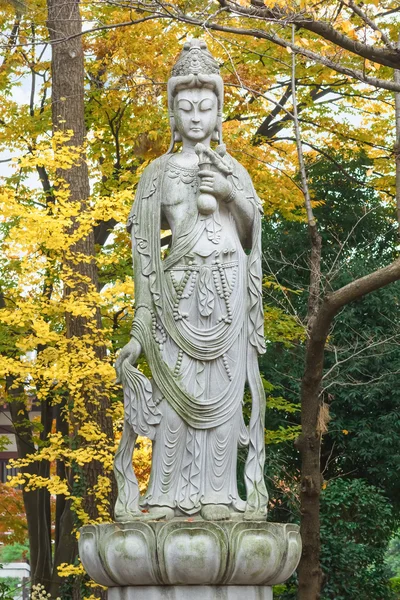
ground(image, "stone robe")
xmin=126 ymin=151 xmax=268 ymax=517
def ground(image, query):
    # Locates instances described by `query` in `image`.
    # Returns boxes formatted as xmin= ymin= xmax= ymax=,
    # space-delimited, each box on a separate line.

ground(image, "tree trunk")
xmin=296 ymin=257 xmax=400 ymax=599
xmin=297 ymin=335 xmax=325 ymax=600
xmin=50 ymin=401 xmax=77 ymax=598
xmin=394 ymin=38 xmax=400 ymax=231
xmin=291 ymin=32 xmax=324 ymax=599
xmin=7 ymin=387 xmax=53 ymax=590
xmin=46 ymin=1 xmax=114 ymax=596
xmin=296 ymin=226 xmax=324 ymax=600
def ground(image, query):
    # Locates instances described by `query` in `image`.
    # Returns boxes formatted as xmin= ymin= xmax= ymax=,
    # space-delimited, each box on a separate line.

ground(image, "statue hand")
xmin=198 ymin=169 xmax=233 ymax=203
xmin=115 ymin=337 xmax=142 ymax=384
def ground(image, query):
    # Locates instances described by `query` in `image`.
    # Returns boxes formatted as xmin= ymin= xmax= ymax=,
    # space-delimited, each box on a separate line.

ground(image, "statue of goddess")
xmin=114 ymin=39 xmax=268 ymax=523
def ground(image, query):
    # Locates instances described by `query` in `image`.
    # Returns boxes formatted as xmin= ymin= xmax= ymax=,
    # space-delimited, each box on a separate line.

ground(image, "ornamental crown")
xmin=171 ymin=39 xmax=220 ymax=77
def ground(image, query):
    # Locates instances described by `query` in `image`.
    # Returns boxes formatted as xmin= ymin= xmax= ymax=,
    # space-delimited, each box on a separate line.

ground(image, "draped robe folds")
xmin=127 ymin=153 xmax=269 ymax=516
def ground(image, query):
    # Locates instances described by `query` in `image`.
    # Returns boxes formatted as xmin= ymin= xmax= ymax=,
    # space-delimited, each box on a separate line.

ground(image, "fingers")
xmin=115 ymin=355 xmax=128 ymax=384
xmin=198 ymin=170 xmax=214 ymax=192
xmin=199 ymin=185 xmax=214 ymax=194
xmin=115 ymin=352 xmax=126 ymax=371
xmin=198 ymin=169 xmax=214 ymax=178
xmin=114 ymin=349 xmax=128 ymax=376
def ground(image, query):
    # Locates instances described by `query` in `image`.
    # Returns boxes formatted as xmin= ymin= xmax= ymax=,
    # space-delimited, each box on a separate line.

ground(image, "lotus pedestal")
xmin=79 ymin=519 xmax=301 ymax=599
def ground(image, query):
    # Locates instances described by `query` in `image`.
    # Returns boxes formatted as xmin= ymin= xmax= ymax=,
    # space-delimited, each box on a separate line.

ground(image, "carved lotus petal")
xmin=102 ymin=523 xmax=159 ymax=586
xmin=271 ymin=526 xmax=302 ymax=585
xmin=225 ymin=523 xmax=280 ymax=585
xmin=157 ymin=521 xmax=227 ymax=585
xmin=78 ymin=525 xmax=116 ymax=587
xmin=79 ymin=520 xmax=301 ymax=588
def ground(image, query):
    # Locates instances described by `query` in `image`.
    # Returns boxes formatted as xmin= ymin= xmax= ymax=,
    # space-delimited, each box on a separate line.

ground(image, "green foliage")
xmin=0 ymin=573 xmax=18 ymax=600
xmin=0 ymin=438 xmax=10 ymax=453
xmin=386 ymin=533 xmax=400 ymax=578
xmin=261 ymin=151 xmax=400 ymax=497
xmin=0 ymin=542 xmax=29 ymax=563
xmin=265 ymin=425 xmax=302 ymax=445
xmin=260 ymin=152 xmax=400 ymax=597
xmin=390 ymin=578 xmax=400 ymax=597
xmin=320 ymin=479 xmax=396 ymax=600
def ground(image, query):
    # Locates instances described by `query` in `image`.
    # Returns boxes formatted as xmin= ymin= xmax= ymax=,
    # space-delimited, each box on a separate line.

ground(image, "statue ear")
xmin=212 ymin=117 xmax=223 ymax=144
xmin=174 ymin=130 xmax=182 ymax=142
xmin=170 ymin=115 xmax=182 ymax=143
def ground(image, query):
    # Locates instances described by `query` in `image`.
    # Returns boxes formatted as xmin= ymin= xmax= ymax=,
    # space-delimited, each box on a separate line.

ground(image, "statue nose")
xmin=192 ymin=107 xmax=201 ymax=122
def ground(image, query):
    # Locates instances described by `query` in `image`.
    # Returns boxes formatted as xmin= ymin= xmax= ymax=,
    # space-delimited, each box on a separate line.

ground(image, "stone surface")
xmin=78 ymin=520 xmax=301 ymax=587
xmin=108 ymin=586 xmax=273 ymax=600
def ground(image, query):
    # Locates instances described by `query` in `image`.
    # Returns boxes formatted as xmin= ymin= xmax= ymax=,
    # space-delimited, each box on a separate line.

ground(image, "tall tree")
xmin=262 ymin=150 xmax=400 ymax=598
xmin=46 ymin=0 xmax=115 ymax=595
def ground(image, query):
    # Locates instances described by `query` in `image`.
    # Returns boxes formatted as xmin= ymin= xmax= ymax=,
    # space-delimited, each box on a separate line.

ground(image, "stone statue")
xmin=79 ymin=40 xmax=301 ymax=600
xmin=114 ymin=38 xmax=268 ymax=523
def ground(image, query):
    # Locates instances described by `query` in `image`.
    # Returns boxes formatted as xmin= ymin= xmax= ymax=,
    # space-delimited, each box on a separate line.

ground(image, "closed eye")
xmin=199 ymin=99 xmax=214 ymax=111
xmin=177 ymin=99 xmax=193 ymax=112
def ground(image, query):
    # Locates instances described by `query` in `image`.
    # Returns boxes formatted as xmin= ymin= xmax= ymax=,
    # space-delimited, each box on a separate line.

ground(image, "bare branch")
xmin=317 ymin=257 xmax=400 ymax=333
xmin=256 ymin=85 xmax=332 ymax=141
xmin=291 ymin=26 xmax=322 ymax=330
xmin=163 ymin=11 xmax=400 ymax=92
xmin=322 ymin=333 xmax=400 ymax=382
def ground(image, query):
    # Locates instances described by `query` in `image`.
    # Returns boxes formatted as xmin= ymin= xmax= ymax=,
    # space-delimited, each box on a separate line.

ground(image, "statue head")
xmin=167 ymin=39 xmax=223 ymax=152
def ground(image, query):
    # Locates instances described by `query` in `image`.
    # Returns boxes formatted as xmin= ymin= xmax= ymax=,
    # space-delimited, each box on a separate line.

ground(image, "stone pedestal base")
xmin=80 ymin=519 xmax=301 ymax=599
xmin=80 ymin=520 xmax=301 ymax=588
xmin=108 ymin=586 xmax=272 ymax=600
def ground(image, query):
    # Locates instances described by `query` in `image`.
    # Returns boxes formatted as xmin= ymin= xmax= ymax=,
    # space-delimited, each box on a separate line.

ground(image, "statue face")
xmin=173 ymin=88 xmax=218 ymax=144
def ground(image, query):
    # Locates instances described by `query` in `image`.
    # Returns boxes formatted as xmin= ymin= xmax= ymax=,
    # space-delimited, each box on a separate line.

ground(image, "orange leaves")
xmin=0 ymin=484 xmax=27 ymax=545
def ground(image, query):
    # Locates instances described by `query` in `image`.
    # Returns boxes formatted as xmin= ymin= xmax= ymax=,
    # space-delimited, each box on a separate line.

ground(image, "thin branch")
xmin=291 ymin=37 xmax=314 ymax=228
xmin=233 ymin=147 xmax=304 ymax=192
xmin=274 ymin=136 xmax=395 ymax=198
xmin=346 ymin=0 xmax=394 ymax=49
xmin=48 ymin=14 xmax=167 ymax=45
xmin=323 ymin=369 xmax=400 ymax=391
xmin=166 ymin=10 xmax=400 ymax=92
xmin=219 ymin=0 xmax=400 ymax=68
xmin=0 ymin=17 xmax=20 ymax=67
xmin=326 ymin=206 xmax=380 ymax=282
xmin=291 ymin=25 xmax=322 ymax=330
xmin=322 ymin=333 xmax=400 ymax=382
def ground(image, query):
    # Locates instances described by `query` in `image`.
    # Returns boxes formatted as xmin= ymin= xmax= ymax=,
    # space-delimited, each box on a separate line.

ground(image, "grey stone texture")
xmin=108 ymin=586 xmax=273 ymax=599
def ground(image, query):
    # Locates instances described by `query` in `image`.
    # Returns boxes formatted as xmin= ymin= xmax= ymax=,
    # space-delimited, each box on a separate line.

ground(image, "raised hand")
xmin=198 ymin=168 xmax=233 ymax=203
